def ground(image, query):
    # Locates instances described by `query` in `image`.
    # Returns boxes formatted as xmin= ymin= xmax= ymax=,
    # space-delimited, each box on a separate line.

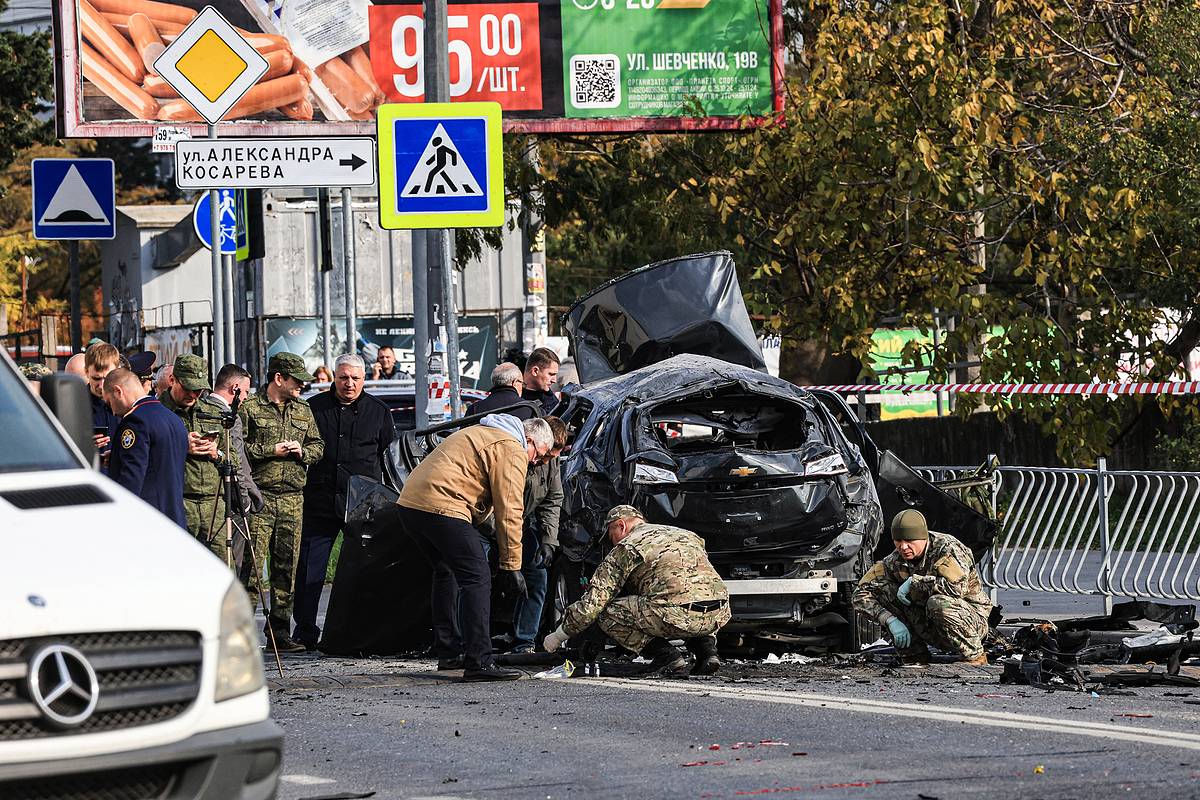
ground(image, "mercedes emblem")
xmin=27 ymin=644 xmax=100 ymax=728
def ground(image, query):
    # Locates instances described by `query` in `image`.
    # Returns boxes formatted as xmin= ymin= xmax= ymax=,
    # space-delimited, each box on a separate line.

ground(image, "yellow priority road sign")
xmin=376 ymin=102 xmax=505 ymax=230
xmin=153 ymin=6 xmax=268 ymax=125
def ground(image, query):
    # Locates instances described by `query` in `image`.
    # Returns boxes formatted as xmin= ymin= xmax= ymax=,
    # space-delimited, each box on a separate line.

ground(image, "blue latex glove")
xmin=896 ymin=577 xmax=914 ymax=606
xmin=887 ymin=618 xmax=912 ymax=649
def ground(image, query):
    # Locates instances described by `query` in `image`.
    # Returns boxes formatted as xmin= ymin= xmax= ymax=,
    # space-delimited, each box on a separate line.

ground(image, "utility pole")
xmin=318 ymin=188 xmax=333 ymax=370
xmin=422 ymin=0 xmax=463 ymax=419
xmin=68 ymin=242 xmax=81 ymax=352
xmin=412 ymin=229 xmax=430 ymax=427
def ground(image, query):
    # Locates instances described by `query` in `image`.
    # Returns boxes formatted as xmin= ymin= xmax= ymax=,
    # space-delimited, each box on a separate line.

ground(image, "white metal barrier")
xmin=917 ymin=460 xmax=1200 ymax=608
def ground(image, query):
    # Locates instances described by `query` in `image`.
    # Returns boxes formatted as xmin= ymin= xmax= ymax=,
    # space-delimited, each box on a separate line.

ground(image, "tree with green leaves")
xmin=539 ymin=0 xmax=1200 ymax=462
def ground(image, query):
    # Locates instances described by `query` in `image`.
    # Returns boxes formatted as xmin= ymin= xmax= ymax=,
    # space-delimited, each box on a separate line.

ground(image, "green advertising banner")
xmin=871 ymin=327 xmax=1006 ymax=419
xmin=559 ymin=0 xmax=775 ymax=121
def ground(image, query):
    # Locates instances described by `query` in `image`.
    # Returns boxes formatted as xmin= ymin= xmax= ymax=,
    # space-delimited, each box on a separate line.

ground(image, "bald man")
xmin=103 ymin=368 xmax=189 ymax=529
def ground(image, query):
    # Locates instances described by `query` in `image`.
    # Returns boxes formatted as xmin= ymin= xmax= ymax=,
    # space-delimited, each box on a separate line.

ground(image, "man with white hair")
xmin=294 ymin=353 xmax=396 ymax=650
xmin=469 ymin=362 xmax=536 ymax=419
xmin=398 ymin=414 xmax=553 ymax=681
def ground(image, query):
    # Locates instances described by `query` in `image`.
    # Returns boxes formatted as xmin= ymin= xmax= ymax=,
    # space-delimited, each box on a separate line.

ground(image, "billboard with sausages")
xmin=54 ymin=0 xmax=784 ymax=137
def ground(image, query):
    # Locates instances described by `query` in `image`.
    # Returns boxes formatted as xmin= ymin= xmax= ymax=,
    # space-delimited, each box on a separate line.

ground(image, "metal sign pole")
xmin=341 ymin=188 xmax=357 ymax=355
xmin=68 ymin=240 xmax=82 ymax=352
xmin=208 ymin=127 xmax=225 ymax=373
xmin=440 ymin=232 xmax=462 ymax=419
xmin=222 ymin=252 xmax=235 ymax=366
xmin=412 ymin=230 xmax=430 ymax=428
xmin=317 ymin=188 xmax=333 ymax=368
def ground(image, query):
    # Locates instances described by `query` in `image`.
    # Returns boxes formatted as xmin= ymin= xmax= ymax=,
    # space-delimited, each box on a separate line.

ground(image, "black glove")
xmin=536 ymin=542 xmax=557 ymax=568
xmin=496 ymin=569 xmax=528 ymax=599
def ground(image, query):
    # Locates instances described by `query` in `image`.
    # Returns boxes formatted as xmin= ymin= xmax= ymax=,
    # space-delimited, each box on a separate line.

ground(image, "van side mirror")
xmin=39 ymin=374 xmax=96 ymax=463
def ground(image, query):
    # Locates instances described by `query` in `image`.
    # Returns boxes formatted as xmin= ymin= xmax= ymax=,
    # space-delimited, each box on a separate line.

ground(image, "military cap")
xmin=891 ymin=509 xmax=929 ymax=541
xmin=173 ymin=354 xmax=211 ymax=391
xmin=19 ymin=362 xmax=52 ymax=380
xmin=604 ymin=504 xmax=644 ymax=526
xmin=268 ymin=352 xmax=316 ymax=383
xmin=128 ymin=351 xmax=157 ymax=379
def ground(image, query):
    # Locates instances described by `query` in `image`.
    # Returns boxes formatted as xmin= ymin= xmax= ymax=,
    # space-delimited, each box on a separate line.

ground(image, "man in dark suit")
xmin=103 ymin=368 xmax=189 ymax=529
xmin=469 ymin=363 xmax=536 ymax=419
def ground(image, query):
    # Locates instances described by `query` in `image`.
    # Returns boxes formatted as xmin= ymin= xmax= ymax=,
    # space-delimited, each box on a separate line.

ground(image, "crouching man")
xmin=853 ymin=509 xmax=992 ymax=665
xmin=542 ymin=506 xmax=731 ymax=676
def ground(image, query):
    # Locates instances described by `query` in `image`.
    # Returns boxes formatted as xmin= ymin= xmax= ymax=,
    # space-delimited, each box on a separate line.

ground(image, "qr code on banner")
xmin=569 ymin=54 xmax=621 ymax=109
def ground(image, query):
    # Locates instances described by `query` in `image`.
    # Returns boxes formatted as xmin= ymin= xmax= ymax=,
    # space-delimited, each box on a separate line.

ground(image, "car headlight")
xmin=633 ymin=463 xmax=678 ymax=484
xmin=804 ymin=453 xmax=848 ymax=477
xmin=215 ymin=580 xmax=265 ymax=702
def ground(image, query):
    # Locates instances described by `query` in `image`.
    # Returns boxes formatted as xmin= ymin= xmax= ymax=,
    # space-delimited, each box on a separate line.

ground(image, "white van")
xmin=0 ymin=350 xmax=281 ymax=798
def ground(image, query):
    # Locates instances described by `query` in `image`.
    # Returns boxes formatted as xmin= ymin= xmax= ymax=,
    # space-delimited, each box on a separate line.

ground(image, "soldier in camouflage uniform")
xmin=159 ymin=355 xmax=237 ymax=565
xmin=240 ymin=352 xmax=323 ymax=652
xmin=543 ymin=505 xmax=731 ymax=676
xmin=853 ymin=509 xmax=992 ymax=665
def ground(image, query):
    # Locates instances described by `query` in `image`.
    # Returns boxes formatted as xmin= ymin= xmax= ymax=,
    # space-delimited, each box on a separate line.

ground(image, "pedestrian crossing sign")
xmin=376 ymin=102 xmax=504 ymax=230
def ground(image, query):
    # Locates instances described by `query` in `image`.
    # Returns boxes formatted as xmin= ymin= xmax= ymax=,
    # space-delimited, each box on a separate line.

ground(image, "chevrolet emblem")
xmin=729 ymin=466 xmax=759 ymax=477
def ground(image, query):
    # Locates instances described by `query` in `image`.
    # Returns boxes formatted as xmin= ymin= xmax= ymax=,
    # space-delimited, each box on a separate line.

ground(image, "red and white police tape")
xmin=810 ymin=382 xmax=1200 ymax=395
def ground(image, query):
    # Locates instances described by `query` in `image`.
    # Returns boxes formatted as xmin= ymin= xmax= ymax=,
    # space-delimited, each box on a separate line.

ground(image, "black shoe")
xmin=461 ymin=665 xmax=522 ymax=682
xmin=437 ymin=655 xmax=465 ymax=670
xmin=270 ymin=634 xmax=307 ymax=654
xmin=686 ymin=635 xmax=721 ymax=676
xmin=642 ymin=638 xmax=689 ymax=677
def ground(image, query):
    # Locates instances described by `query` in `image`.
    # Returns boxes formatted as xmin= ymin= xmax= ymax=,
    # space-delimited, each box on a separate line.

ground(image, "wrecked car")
xmin=320 ymin=251 xmax=997 ymax=655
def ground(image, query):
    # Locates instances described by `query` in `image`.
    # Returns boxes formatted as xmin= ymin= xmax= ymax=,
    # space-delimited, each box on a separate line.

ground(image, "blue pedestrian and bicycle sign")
xmin=193 ymin=189 xmax=248 ymax=259
xmin=377 ymin=102 xmax=504 ymax=230
xmin=31 ymin=158 xmax=116 ymax=240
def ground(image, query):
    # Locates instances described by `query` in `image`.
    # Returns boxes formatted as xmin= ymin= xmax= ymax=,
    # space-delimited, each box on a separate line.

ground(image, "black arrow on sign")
xmin=339 ymin=154 xmax=366 ymax=170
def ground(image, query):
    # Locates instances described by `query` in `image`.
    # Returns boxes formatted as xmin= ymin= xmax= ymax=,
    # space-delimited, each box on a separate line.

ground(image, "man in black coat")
xmin=293 ymin=354 xmax=396 ymax=649
xmin=520 ymin=347 xmax=561 ymax=416
xmin=469 ymin=362 xmax=537 ymax=420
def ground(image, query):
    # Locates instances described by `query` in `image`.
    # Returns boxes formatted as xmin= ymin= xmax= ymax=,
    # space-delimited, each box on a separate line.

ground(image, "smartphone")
xmin=93 ymin=426 xmax=109 ymax=436
xmin=200 ymin=430 xmax=221 ymax=441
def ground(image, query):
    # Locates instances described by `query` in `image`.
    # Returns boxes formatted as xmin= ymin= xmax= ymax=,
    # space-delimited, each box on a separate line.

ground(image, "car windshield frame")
xmin=0 ymin=362 xmax=85 ymax=473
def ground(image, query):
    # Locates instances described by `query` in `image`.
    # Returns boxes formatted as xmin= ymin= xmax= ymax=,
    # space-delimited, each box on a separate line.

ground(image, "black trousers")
xmin=293 ymin=512 xmax=341 ymax=646
xmin=399 ymin=506 xmax=494 ymax=670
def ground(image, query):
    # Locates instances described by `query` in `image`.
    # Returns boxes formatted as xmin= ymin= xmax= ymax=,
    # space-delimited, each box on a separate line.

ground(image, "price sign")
xmin=369 ymin=2 xmax=543 ymax=110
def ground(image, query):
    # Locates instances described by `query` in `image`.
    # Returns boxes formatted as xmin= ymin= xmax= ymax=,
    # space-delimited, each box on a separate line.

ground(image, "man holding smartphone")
xmin=161 ymin=354 xmax=239 ymax=565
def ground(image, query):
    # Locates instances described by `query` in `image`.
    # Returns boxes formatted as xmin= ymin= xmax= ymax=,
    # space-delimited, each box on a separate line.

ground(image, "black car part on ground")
xmin=563 ymin=251 xmax=767 ymax=384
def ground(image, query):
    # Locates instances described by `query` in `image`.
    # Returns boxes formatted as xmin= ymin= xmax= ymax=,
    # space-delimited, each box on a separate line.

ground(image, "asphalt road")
xmin=266 ymin=654 xmax=1200 ymax=800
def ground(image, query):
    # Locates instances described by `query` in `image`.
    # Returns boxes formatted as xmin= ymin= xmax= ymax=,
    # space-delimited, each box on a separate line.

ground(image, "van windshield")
xmin=0 ymin=364 xmax=82 ymax=472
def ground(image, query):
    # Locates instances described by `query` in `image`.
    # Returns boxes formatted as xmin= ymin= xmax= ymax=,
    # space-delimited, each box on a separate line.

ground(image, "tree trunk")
xmin=779 ymin=337 xmax=862 ymax=386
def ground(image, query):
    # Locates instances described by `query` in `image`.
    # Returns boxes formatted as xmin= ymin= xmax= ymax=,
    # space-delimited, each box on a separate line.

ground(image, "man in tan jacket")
xmin=398 ymin=414 xmax=554 ymax=681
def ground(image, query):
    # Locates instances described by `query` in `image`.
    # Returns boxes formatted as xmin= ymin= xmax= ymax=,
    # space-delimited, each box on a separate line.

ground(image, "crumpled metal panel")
xmin=563 ymin=251 xmax=767 ymax=383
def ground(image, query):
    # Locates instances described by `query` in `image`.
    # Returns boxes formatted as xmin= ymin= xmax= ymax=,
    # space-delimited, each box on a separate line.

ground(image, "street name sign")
xmin=193 ymin=189 xmax=247 ymax=258
xmin=175 ymin=138 xmax=377 ymax=189
xmin=31 ymin=158 xmax=116 ymax=240
xmin=153 ymin=6 xmax=268 ymax=125
xmin=377 ymin=102 xmax=504 ymax=230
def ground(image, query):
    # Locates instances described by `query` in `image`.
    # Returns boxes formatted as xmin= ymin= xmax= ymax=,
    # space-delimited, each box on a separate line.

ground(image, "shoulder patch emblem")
xmin=934 ymin=554 xmax=966 ymax=582
xmin=120 ymin=429 xmax=136 ymax=449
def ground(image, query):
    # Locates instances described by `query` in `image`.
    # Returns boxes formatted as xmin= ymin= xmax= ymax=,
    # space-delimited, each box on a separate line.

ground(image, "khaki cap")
xmin=173 ymin=354 xmax=210 ymax=391
xmin=268 ymin=352 xmax=316 ymax=383
xmin=604 ymin=505 xmax=643 ymax=526
xmin=891 ymin=509 xmax=929 ymax=541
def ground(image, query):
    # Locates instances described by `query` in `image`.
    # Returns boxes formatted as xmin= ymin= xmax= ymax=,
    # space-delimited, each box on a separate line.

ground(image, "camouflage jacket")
xmin=160 ymin=391 xmax=235 ymax=499
xmin=562 ymin=522 xmax=728 ymax=637
xmin=852 ymin=530 xmax=991 ymax=626
xmin=239 ymin=393 xmax=324 ymax=493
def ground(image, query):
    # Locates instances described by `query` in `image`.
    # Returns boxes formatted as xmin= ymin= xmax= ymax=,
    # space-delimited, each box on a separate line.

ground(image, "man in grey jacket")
xmin=209 ymin=363 xmax=263 ymax=575
xmin=508 ymin=416 xmax=567 ymax=653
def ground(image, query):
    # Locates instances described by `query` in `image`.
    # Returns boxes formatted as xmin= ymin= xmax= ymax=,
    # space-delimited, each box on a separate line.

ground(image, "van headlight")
xmin=215 ymin=580 xmax=264 ymax=702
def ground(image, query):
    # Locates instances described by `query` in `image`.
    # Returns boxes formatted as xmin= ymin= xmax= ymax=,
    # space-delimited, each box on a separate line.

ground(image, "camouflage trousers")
xmin=877 ymin=585 xmax=989 ymax=660
xmin=598 ymin=596 xmax=732 ymax=654
xmin=247 ymin=492 xmax=304 ymax=636
xmin=184 ymin=495 xmax=229 ymax=566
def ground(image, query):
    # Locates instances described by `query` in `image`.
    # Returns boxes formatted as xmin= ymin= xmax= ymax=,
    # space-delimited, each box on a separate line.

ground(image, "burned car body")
xmin=550 ymin=354 xmax=885 ymax=647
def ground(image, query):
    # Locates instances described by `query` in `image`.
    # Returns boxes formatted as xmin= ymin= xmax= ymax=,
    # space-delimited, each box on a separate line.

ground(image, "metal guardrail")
xmin=917 ymin=460 xmax=1200 ymax=609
